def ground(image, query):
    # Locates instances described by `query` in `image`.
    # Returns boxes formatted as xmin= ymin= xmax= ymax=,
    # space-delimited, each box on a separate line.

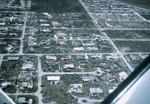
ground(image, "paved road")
xmin=7 ymin=0 xmax=14 ymax=7
xmin=79 ymin=0 xmax=134 ymax=72
xmin=35 ymin=57 xmax=43 ymax=104
xmin=19 ymin=12 xmax=28 ymax=55
xmin=111 ymin=39 xmax=150 ymax=41
xmin=79 ymin=0 xmax=99 ymax=28
xmin=131 ymin=9 xmax=147 ymax=21
xmin=0 ymin=55 xmax=4 ymax=67
xmin=0 ymin=1 xmax=150 ymax=103
xmin=102 ymin=32 xmax=134 ymax=72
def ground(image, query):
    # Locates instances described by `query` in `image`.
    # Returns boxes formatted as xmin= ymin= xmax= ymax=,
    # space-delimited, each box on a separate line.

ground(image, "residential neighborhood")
xmin=0 ymin=0 xmax=149 ymax=104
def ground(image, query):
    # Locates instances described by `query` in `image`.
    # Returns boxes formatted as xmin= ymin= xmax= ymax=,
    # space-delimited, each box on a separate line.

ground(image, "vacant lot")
xmin=31 ymin=0 xmax=87 ymax=13
xmin=141 ymin=15 xmax=150 ymax=20
xmin=114 ymin=41 xmax=150 ymax=52
xmin=108 ymin=21 xmax=150 ymax=28
xmin=105 ymin=30 xmax=150 ymax=39
xmin=115 ymin=0 xmax=150 ymax=9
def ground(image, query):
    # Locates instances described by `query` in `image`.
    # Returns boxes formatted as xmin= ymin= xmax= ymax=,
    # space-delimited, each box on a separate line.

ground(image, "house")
xmin=0 ymin=41 xmax=7 ymax=45
xmin=41 ymin=24 xmax=49 ymax=27
xmin=1 ymin=82 xmax=11 ymax=88
xmin=90 ymin=54 xmax=103 ymax=60
xmin=58 ymin=40 xmax=67 ymax=45
xmin=69 ymin=84 xmax=83 ymax=93
xmin=0 ymin=22 xmax=5 ymax=25
xmin=47 ymin=76 xmax=60 ymax=84
xmin=59 ymin=48 xmax=70 ymax=52
xmin=28 ymin=36 xmax=37 ymax=41
xmin=45 ymin=55 xmax=57 ymax=61
xmin=56 ymin=33 xmax=66 ymax=38
xmin=83 ymin=41 xmax=95 ymax=46
xmin=74 ymin=47 xmax=84 ymax=51
xmin=96 ymin=67 xmax=105 ymax=75
xmin=52 ymin=21 xmax=59 ymax=26
xmin=7 ymin=57 xmax=19 ymax=61
xmin=48 ymin=64 xmax=59 ymax=72
xmin=43 ymin=12 xmax=53 ymax=18
xmin=61 ymin=55 xmax=71 ymax=60
xmin=71 ymin=41 xmax=81 ymax=46
xmin=5 ymin=45 xmax=13 ymax=52
xmin=119 ymin=71 xmax=128 ymax=81
xmin=18 ymin=73 xmax=33 ymax=81
xmin=63 ymin=63 xmax=75 ymax=69
xmin=87 ymin=47 xmax=98 ymax=51
xmin=106 ymin=55 xmax=116 ymax=60
xmin=82 ymin=76 xmax=95 ymax=82
xmin=43 ymin=29 xmax=52 ymax=32
xmin=90 ymin=88 xmax=103 ymax=94
xmin=18 ymin=97 xmax=26 ymax=103
xmin=101 ymin=73 xmax=114 ymax=82
xmin=9 ymin=33 xmax=17 ymax=36
xmin=28 ymin=41 xmax=37 ymax=46
xmin=22 ymin=63 xmax=34 ymax=70
xmin=129 ymin=55 xmax=140 ymax=62
xmin=76 ymin=55 xmax=88 ymax=60
xmin=18 ymin=97 xmax=33 ymax=104
xmin=22 ymin=56 xmax=32 ymax=62
xmin=108 ymin=87 xmax=116 ymax=94
xmin=40 ymin=19 xmax=47 ymax=22
xmin=22 ymin=82 xmax=33 ymax=88
xmin=47 ymin=76 xmax=60 ymax=81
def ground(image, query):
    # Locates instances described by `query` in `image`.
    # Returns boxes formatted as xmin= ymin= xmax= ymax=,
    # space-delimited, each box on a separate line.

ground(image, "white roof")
xmin=74 ymin=47 xmax=84 ymax=51
xmin=90 ymin=88 xmax=103 ymax=94
xmin=119 ymin=71 xmax=128 ymax=81
xmin=47 ymin=76 xmax=60 ymax=81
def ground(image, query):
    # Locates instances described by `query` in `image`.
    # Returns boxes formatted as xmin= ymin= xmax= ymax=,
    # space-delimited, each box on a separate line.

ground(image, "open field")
xmin=104 ymin=30 xmax=150 ymax=39
xmin=31 ymin=0 xmax=87 ymax=13
xmin=107 ymin=21 xmax=150 ymax=28
xmin=115 ymin=0 xmax=150 ymax=9
xmin=114 ymin=41 xmax=150 ymax=52
xmin=141 ymin=15 xmax=150 ymax=20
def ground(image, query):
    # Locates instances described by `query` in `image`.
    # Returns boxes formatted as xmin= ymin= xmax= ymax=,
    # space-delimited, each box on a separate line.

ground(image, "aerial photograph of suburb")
xmin=0 ymin=0 xmax=150 ymax=104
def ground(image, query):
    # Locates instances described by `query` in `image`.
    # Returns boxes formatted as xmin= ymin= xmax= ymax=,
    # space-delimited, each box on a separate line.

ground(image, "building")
xmin=7 ymin=57 xmax=19 ymax=61
xmin=74 ymin=47 xmax=84 ymax=51
xmin=119 ymin=71 xmax=128 ymax=81
xmin=1 ymin=82 xmax=11 ymax=88
xmin=69 ymin=84 xmax=83 ymax=93
xmin=90 ymin=88 xmax=103 ymax=94
xmin=56 ymin=33 xmax=66 ymax=38
xmin=22 ymin=63 xmax=34 ymax=70
xmin=63 ymin=63 xmax=75 ymax=69
xmin=18 ymin=97 xmax=33 ymax=104
xmin=45 ymin=55 xmax=57 ymax=61
xmin=82 ymin=76 xmax=95 ymax=82
xmin=47 ymin=76 xmax=60 ymax=84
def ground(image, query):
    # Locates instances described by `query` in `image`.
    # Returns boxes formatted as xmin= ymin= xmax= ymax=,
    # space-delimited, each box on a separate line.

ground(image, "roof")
xmin=74 ymin=47 xmax=84 ymax=51
xmin=82 ymin=76 xmax=95 ymax=81
xmin=22 ymin=56 xmax=32 ymax=62
xmin=7 ymin=57 xmax=19 ymax=61
xmin=18 ymin=97 xmax=26 ymax=103
xmin=63 ymin=63 xmax=75 ymax=69
xmin=47 ymin=76 xmax=60 ymax=81
xmin=76 ymin=55 xmax=87 ymax=60
xmin=119 ymin=71 xmax=128 ymax=81
xmin=46 ymin=55 xmax=57 ymax=60
xmin=56 ymin=33 xmax=66 ymax=37
xmin=90 ymin=88 xmax=103 ymax=94
xmin=22 ymin=63 xmax=34 ymax=70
